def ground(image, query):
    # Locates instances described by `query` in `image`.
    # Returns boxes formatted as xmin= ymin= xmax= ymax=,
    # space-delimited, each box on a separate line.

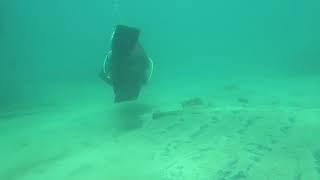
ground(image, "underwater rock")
xmin=181 ymin=97 xmax=204 ymax=108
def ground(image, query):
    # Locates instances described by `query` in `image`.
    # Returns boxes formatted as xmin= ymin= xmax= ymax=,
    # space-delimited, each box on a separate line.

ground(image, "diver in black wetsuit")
xmin=99 ymin=25 xmax=153 ymax=103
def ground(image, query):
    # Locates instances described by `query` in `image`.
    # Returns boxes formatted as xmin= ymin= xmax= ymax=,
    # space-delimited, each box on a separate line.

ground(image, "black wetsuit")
xmin=103 ymin=44 xmax=150 ymax=103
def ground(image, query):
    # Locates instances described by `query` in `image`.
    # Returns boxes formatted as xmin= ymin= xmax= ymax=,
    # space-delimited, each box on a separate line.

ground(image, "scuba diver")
xmin=99 ymin=25 xmax=153 ymax=103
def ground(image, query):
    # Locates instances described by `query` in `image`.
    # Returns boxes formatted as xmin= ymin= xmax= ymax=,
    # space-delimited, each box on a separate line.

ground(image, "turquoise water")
xmin=1 ymin=0 xmax=320 ymax=179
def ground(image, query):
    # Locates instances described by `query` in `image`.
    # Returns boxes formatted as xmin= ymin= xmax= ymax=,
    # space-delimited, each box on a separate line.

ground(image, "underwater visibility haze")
xmin=1 ymin=0 xmax=320 ymax=179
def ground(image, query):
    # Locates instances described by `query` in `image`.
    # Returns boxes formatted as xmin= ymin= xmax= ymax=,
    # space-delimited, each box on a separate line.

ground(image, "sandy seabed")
xmin=1 ymin=76 xmax=320 ymax=180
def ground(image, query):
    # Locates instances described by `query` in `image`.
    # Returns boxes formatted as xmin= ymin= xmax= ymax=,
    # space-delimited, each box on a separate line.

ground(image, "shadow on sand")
xmin=110 ymin=101 xmax=154 ymax=132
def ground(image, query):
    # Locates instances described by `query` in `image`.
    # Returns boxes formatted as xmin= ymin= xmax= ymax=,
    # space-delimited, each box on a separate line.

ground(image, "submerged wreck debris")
xmin=152 ymin=97 xmax=206 ymax=120
xmin=152 ymin=110 xmax=182 ymax=120
xmin=181 ymin=97 xmax=204 ymax=108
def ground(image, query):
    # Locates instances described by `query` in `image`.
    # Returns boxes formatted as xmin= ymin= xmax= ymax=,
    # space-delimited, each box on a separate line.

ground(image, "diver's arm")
xmin=147 ymin=57 xmax=154 ymax=82
xmin=104 ymin=51 xmax=112 ymax=75
xmin=143 ymin=57 xmax=154 ymax=84
xmin=99 ymin=51 xmax=113 ymax=85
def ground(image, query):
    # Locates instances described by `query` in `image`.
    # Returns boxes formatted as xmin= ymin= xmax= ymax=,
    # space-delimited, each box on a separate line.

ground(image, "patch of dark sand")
xmin=2 ymin=151 xmax=69 ymax=180
xmin=224 ymin=84 xmax=240 ymax=91
xmin=237 ymin=97 xmax=249 ymax=104
xmin=181 ymin=97 xmax=205 ymax=108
